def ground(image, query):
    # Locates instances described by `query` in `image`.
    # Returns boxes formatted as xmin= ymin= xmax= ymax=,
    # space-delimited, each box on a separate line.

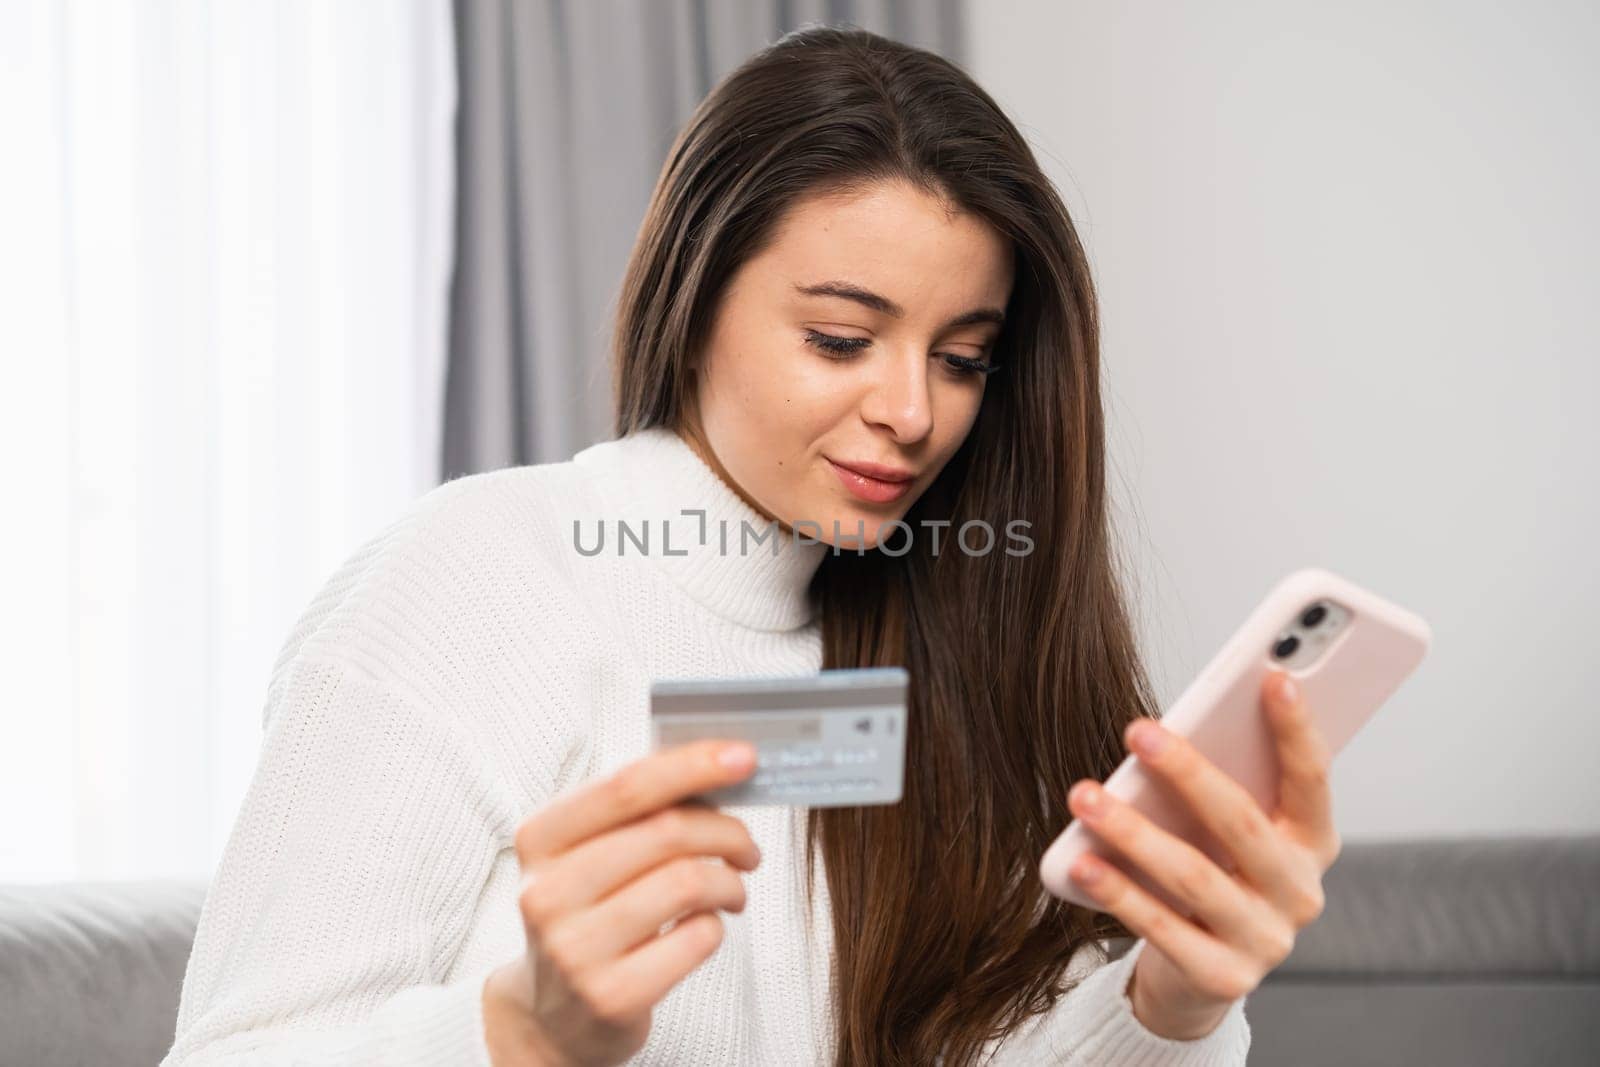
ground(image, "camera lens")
xmin=1300 ymin=604 xmax=1328 ymax=628
xmin=1272 ymin=635 xmax=1300 ymax=659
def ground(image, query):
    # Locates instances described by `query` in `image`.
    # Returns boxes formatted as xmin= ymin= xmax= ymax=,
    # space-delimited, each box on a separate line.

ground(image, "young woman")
xmin=166 ymin=27 xmax=1341 ymax=1067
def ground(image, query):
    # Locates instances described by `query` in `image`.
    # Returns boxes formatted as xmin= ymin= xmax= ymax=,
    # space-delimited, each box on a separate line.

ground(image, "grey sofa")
xmin=2 ymin=838 xmax=1596 ymax=1066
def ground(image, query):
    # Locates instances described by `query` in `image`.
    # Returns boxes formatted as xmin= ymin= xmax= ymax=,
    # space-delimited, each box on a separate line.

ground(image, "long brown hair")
xmin=613 ymin=26 xmax=1151 ymax=1066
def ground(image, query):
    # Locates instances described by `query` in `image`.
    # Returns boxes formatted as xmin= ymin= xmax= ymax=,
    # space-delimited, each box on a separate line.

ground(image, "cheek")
xmin=930 ymin=380 xmax=986 ymax=441
xmin=713 ymin=344 xmax=852 ymax=431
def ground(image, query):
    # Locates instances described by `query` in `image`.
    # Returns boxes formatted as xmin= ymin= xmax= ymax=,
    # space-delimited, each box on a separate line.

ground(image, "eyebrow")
xmin=793 ymin=279 xmax=1006 ymax=331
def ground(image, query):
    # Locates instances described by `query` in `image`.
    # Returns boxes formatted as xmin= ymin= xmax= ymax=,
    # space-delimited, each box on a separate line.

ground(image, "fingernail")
xmin=1277 ymin=673 xmax=1300 ymax=705
xmin=1130 ymin=719 xmax=1168 ymax=758
xmin=1071 ymin=855 xmax=1103 ymax=885
xmin=718 ymin=742 xmax=756 ymax=770
xmin=1071 ymin=780 xmax=1103 ymax=815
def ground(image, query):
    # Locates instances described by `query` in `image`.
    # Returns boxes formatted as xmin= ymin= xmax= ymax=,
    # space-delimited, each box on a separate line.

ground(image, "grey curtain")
xmin=442 ymin=0 xmax=966 ymax=477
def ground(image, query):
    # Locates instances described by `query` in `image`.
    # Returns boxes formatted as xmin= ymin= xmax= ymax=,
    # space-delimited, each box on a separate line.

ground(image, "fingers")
xmin=1067 ymin=780 xmax=1293 ymax=964
xmin=1118 ymin=675 xmax=1337 ymax=912
xmin=516 ymin=740 xmax=757 ymax=860
xmin=521 ymin=806 xmax=760 ymax=918
xmin=1260 ymin=672 xmax=1340 ymax=865
xmin=1119 ymin=714 xmax=1296 ymax=901
xmin=582 ymin=912 xmax=727 ymax=1023
xmin=538 ymin=857 xmax=748 ymax=971
xmin=1066 ymin=851 xmax=1261 ymax=1003
xmin=504 ymin=742 xmax=760 ymax=1055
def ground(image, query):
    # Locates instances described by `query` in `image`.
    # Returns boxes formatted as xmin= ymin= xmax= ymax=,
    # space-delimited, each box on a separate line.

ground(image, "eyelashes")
xmin=802 ymin=330 xmax=869 ymax=357
xmin=801 ymin=329 xmax=1002 ymax=378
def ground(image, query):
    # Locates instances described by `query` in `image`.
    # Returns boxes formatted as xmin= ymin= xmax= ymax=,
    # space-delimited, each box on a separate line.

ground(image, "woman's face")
xmin=684 ymin=179 xmax=1014 ymax=549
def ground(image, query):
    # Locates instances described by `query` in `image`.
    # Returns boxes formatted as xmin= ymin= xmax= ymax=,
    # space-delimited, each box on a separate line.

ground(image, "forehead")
xmin=751 ymin=180 xmax=1014 ymax=308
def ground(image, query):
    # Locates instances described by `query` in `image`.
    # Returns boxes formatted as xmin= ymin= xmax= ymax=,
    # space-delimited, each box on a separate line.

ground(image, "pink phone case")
xmin=1038 ymin=566 xmax=1431 ymax=913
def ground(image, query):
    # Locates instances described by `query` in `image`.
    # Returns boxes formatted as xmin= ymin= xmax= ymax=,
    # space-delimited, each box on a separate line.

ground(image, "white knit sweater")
xmin=164 ymin=425 xmax=1251 ymax=1065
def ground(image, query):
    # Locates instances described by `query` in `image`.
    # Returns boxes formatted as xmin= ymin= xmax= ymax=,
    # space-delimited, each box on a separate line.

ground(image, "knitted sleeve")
xmin=984 ymin=938 xmax=1252 ymax=1065
xmin=161 ymin=654 xmax=517 ymax=1066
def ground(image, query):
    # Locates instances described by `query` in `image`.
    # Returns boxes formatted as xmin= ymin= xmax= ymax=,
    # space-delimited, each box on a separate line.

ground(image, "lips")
xmin=826 ymin=457 xmax=916 ymax=504
xmin=829 ymin=458 xmax=914 ymax=483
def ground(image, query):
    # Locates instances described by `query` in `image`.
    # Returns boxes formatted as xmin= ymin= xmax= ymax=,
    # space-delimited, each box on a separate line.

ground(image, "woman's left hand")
xmin=1064 ymin=670 xmax=1342 ymax=1040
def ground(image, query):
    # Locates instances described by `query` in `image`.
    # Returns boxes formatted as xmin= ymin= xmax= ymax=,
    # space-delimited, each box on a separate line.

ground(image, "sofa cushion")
xmin=1273 ymin=835 xmax=1600 ymax=975
xmin=0 ymin=880 xmax=206 ymax=1067
xmin=1248 ymin=835 xmax=1600 ymax=1066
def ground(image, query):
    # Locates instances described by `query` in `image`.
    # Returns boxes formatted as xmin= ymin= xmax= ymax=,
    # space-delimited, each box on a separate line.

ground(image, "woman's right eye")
xmin=802 ymin=329 xmax=869 ymax=359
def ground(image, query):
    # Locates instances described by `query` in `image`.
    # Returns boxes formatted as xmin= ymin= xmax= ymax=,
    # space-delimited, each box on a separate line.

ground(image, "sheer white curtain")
xmin=0 ymin=0 xmax=455 ymax=880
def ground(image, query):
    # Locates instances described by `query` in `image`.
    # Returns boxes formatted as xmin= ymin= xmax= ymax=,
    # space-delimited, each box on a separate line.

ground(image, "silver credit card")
xmin=650 ymin=667 xmax=908 ymax=807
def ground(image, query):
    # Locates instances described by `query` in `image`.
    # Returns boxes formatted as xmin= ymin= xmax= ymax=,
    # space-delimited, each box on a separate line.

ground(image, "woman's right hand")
xmin=482 ymin=739 xmax=762 ymax=1066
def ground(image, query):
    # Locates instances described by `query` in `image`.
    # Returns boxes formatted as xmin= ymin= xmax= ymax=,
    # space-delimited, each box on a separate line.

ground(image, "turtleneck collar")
xmin=571 ymin=425 xmax=829 ymax=632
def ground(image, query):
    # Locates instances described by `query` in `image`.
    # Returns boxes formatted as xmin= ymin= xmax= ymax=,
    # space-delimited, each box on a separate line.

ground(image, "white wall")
xmin=970 ymin=1 xmax=1598 ymax=838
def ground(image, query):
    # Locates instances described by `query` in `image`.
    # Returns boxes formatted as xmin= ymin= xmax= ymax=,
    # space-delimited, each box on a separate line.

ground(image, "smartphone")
xmin=650 ymin=666 xmax=909 ymax=807
xmin=1038 ymin=567 xmax=1431 ymax=913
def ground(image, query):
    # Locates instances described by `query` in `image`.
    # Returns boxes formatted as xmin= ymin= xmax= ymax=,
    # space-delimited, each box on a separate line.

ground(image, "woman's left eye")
xmin=940 ymin=354 xmax=995 ymax=378
xmin=802 ymin=330 xmax=996 ymax=378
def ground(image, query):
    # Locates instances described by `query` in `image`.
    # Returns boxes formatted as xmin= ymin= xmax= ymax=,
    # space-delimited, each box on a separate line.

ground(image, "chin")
xmin=814 ymin=509 xmax=907 ymax=551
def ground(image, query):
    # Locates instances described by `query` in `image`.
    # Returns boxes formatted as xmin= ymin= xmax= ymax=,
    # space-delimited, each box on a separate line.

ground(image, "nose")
xmin=857 ymin=343 xmax=934 ymax=444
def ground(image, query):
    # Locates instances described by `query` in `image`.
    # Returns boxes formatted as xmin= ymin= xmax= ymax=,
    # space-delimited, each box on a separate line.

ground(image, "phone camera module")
xmin=1300 ymin=603 xmax=1328 ymax=628
xmin=1272 ymin=634 xmax=1300 ymax=659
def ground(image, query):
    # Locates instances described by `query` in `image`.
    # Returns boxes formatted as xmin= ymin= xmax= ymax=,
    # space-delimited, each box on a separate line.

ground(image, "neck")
xmin=572 ymin=424 xmax=830 ymax=632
